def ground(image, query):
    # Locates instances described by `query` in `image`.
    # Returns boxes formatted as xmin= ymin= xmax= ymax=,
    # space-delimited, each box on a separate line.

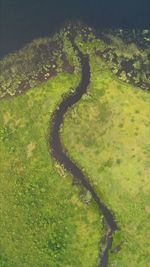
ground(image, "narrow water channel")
xmin=50 ymin=37 xmax=118 ymax=267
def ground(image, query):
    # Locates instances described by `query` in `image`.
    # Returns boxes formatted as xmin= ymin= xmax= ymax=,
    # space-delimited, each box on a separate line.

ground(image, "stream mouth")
xmin=50 ymin=37 xmax=118 ymax=266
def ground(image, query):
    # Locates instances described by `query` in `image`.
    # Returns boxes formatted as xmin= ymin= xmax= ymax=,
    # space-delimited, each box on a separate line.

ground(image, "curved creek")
xmin=50 ymin=38 xmax=118 ymax=267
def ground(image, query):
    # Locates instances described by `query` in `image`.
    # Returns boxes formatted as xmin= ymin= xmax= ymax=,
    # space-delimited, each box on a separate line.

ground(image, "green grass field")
xmin=62 ymin=50 xmax=150 ymax=266
xmin=0 ymin=72 xmax=102 ymax=267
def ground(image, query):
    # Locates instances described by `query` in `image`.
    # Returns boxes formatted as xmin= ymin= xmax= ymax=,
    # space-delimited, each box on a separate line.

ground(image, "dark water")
xmin=0 ymin=0 xmax=150 ymax=58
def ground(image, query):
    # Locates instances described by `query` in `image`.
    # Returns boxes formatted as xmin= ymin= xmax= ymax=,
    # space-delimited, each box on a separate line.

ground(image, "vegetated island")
xmin=0 ymin=22 xmax=150 ymax=267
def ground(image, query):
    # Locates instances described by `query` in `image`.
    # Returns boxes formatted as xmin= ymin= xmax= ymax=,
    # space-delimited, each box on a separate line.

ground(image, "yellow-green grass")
xmin=0 ymin=72 xmax=102 ymax=267
xmin=62 ymin=54 xmax=150 ymax=267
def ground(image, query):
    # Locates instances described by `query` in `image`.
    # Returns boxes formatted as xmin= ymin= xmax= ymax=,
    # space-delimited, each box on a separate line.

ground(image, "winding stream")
xmin=50 ymin=38 xmax=118 ymax=267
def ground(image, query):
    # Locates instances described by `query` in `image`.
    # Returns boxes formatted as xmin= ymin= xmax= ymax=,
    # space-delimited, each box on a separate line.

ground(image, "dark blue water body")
xmin=0 ymin=0 xmax=150 ymax=58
